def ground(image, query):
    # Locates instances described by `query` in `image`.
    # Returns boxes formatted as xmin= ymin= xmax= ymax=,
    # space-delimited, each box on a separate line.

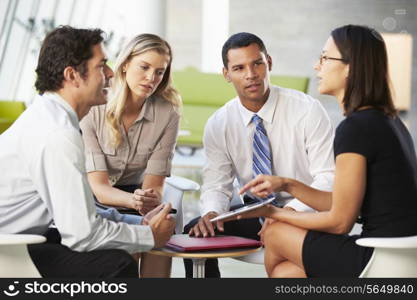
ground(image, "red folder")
xmin=165 ymin=234 xmax=262 ymax=252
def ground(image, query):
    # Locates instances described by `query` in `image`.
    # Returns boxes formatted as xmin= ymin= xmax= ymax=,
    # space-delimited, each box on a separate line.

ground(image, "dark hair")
xmin=331 ymin=25 xmax=396 ymax=117
xmin=222 ymin=32 xmax=268 ymax=68
xmin=35 ymin=26 xmax=104 ymax=94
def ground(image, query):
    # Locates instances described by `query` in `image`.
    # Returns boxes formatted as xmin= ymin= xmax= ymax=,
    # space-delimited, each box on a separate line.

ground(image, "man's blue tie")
xmin=252 ymin=114 xmax=272 ymax=179
xmin=251 ymin=114 xmax=279 ymax=206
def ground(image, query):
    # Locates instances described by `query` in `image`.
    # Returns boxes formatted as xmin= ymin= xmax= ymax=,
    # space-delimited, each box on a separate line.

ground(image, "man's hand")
xmin=142 ymin=203 xmax=172 ymax=225
xmin=147 ymin=203 xmax=176 ymax=248
xmin=189 ymin=211 xmax=224 ymax=238
xmin=132 ymin=188 xmax=161 ymax=215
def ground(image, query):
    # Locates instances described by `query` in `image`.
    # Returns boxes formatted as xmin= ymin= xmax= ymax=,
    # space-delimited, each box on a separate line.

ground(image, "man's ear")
xmin=267 ymin=54 xmax=272 ymax=71
xmin=63 ymin=66 xmax=80 ymax=88
xmin=344 ymin=64 xmax=349 ymax=79
xmin=223 ymin=67 xmax=231 ymax=83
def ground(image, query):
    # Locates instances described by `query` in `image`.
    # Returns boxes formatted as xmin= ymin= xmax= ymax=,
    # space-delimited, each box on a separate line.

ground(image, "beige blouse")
xmin=80 ymin=96 xmax=180 ymax=186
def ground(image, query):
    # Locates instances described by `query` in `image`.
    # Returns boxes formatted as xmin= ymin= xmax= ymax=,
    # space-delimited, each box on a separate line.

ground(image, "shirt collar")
xmin=238 ymin=87 xmax=278 ymax=127
xmin=43 ymin=92 xmax=80 ymax=129
xmin=135 ymin=97 xmax=155 ymax=123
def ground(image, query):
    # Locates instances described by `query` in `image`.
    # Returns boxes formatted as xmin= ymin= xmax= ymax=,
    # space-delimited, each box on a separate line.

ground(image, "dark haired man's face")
xmin=79 ymin=43 xmax=113 ymax=106
xmin=223 ymin=43 xmax=271 ymax=108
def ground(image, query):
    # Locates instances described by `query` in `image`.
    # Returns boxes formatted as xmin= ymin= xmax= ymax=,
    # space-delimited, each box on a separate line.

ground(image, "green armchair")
xmin=172 ymin=68 xmax=309 ymax=151
xmin=0 ymin=101 xmax=26 ymax=134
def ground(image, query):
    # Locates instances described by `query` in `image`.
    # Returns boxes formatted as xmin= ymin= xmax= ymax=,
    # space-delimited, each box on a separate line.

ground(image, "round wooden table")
xmin=150 ymin=244 xmax=262 ymax=278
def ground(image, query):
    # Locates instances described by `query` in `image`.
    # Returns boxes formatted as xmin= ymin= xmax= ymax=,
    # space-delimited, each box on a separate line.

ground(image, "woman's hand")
xmin=219 ymin=204 xmax=278 ymax=224
xmin=131 ymin=188 xmax=161 ymax=215
xmin=258 ymin=218 xmax=275 ymax=245
xmin=239 ymin=175 xmax=288 ymax=198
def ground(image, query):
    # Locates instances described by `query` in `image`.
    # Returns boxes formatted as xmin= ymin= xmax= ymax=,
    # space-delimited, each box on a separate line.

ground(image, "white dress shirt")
xmin=0 ymin=93 xmax=154 ymax=253
xmin=200 ymin=85 xmax=335 ymax=216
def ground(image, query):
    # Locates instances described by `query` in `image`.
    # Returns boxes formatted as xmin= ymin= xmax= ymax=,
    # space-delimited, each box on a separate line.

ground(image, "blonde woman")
xmin=80 ymin=34 xmax=181 ymax=277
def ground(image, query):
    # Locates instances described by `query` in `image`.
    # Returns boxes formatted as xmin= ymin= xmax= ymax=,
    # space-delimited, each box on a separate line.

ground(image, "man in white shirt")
xmin=0 ymin=26 xmax=175 ymax=277
xmin=184 ymin=32 xmax=335 ymax=277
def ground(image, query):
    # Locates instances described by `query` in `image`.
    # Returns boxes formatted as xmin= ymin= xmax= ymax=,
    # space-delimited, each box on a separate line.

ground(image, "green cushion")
xmin=270 ymin=75 xmax=309 ymax=93
xmin=173 ymin=69 xmax=235 ymax=107
xmin=173 ymin=69 xmax=309 ymax=108
xmin=178 ymin=105 xmax=219 ymax=147
xmin=0 ymin=118 xmax=14 ymax=133
xmin=0 ymin=101 xmax=26 ymax=119
xmin=0 ymin=101 xmax=26 ymax=133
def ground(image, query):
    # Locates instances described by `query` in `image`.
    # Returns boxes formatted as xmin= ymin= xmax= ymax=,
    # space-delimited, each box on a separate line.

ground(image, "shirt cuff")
xmin=284 ymin=199 xmax=316 ymax=212
xmin=85 ymin=152 xmax=107 ymax=173
xmin=135 ymin=225 xmax=155 ymax=252
xmin=200 ymin=191 xmax=231 ymax=216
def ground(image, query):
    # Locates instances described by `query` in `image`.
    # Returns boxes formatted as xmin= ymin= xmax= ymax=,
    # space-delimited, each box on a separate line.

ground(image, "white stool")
xmin=233 ymin=248 xmax=264 ymax=264
xmin=356 ymin=235 xmax=417 ymax=277
xmin=0 ymin=234 xmax=46 ymax=277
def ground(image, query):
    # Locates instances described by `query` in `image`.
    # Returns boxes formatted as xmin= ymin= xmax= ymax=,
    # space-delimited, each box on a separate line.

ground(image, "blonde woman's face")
xmin=123 ymin=50 xmax=169 ymax=101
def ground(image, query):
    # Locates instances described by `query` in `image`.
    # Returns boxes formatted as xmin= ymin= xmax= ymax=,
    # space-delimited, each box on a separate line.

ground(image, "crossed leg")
xmin=264 ymin=221 xmax=308 ymax=278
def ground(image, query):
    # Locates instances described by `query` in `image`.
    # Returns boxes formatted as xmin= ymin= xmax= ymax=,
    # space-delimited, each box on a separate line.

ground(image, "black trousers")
xmin=28 ymin=228 xmax=138 ymax=278
xmin=183 ymin=202 xmax=262 ymax=278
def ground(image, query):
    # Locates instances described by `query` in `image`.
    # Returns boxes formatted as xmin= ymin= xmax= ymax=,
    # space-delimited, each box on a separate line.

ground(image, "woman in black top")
xmin=234 ymin=25 xmax=417 ymax=277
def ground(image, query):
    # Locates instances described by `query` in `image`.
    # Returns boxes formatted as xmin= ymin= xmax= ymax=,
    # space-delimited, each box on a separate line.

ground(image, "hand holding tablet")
xmin=210 ymin=196 xmax=276 ymax=222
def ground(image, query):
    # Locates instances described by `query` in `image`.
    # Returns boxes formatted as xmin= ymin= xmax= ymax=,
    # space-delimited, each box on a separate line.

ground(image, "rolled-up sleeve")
xmin=79 ymin=110 xmax=108 ymax=173
xmin=145 ymin=111 xmax=180 ymax=176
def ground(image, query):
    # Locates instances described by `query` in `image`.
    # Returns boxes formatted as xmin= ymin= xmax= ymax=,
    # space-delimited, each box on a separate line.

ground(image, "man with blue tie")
xmin=183 ymin=32 xmax=335 ymax=277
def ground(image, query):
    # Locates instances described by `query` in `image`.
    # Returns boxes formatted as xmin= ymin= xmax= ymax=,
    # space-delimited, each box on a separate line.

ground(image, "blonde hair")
xmin=105 ymin=33 xmax=182 ymax=148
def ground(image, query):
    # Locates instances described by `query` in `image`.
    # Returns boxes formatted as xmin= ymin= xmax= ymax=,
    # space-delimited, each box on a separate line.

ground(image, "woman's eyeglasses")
xmin=319 ymin=54 xmax=347 ymax=65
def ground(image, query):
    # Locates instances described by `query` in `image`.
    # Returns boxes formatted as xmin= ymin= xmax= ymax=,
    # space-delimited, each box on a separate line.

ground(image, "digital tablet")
xmin=210 ymin=197 xmax=275 ymax=222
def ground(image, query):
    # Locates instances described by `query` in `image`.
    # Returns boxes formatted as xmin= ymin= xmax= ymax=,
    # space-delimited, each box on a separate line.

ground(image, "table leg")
xmin=192 ymin=258 xmax=206 ymax=278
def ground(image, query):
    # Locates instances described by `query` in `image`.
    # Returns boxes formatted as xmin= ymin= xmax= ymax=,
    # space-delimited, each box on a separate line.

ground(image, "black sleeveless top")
xmin=334 ymin=109 xmax=417 ymax=237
